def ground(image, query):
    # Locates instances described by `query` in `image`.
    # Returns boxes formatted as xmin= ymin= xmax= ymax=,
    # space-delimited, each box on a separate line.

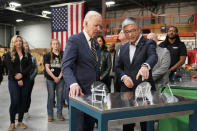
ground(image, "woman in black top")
xmin=97 ymin=36 xmax=112 ymax=92
xmin=44 ymin=39 xmax=65 ymax=122
xmin=5 ymin=35 xmax=32 ymax=130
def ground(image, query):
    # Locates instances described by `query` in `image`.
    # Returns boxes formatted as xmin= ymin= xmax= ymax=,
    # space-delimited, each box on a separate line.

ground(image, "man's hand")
xmin=122 ymin=76 xmax=134 ymax=88
xmin=69 ymin=85 xmax=84 ymax=97
xmin=18 ymin=80 xmax=23 ymax=87
xmin=15 ymin=73 xmax=22 ymax=80
xmin=136 ymin=66 xmax=149 ymax=81
xmin=100 ymin=77 xmax=103 ymax=80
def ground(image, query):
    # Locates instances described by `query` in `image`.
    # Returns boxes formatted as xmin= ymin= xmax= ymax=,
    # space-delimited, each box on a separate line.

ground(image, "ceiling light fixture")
xmin=16 ymin=19 xmax=24 ymax=22
xmin=8 ymin=2 xmax=21 ymax=10
xmin=42 ymin=10 xmax=51 ymax=17
xmin=106 ymin=1 xmax=115 ymax=7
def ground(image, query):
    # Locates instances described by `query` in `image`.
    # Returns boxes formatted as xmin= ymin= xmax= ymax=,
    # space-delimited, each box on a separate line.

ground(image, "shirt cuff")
xmin=121 ymin=75 xmax=127 ymax=81
xmin=143 ymin=63 xmax=151 ymax=70
xmin=70 ymin=83 xmax=79 ymax=88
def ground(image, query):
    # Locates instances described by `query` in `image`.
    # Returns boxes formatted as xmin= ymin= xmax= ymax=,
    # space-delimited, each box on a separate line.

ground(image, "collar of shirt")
xmin=133 ymin=34 xmax=142 ymax=46
xmin=83 ymin=30 xmax=92 ymax=48
xmin=129 ymin=44 xmax=136 ymax=64
xmin=129 ymin=34 xmax=142 ymax=63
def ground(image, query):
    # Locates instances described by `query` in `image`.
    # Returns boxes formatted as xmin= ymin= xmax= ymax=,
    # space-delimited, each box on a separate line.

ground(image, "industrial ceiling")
xmin=0 ymin=0 xmax=196 ymax=25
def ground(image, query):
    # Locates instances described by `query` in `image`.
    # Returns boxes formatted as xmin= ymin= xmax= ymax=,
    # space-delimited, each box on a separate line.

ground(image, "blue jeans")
xmin=46 ymin=79 xmax=64 ymax=116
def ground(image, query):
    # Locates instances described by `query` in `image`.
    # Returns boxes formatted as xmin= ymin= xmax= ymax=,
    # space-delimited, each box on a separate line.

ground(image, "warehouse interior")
xmin=0 ymin=0 xmax=197 ymax=131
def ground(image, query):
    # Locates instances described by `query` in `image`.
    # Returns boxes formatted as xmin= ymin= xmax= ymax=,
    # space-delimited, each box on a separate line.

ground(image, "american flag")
xmin=51 ymin=2 xmax=85 ymax=50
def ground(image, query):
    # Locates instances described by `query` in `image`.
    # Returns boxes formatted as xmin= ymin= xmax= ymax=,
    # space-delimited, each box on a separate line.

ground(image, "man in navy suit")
xmin=62 ymin=11 xmax=102 ymax=131
xmin=116 ymin=18 xmax=158 ymax=131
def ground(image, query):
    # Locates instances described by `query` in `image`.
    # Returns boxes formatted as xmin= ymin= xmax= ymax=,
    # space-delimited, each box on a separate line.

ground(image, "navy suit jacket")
xmin=62 ymin=31 xmax=100 ymax=95
xmin=116 ymin=36 xmax=158 ymax=92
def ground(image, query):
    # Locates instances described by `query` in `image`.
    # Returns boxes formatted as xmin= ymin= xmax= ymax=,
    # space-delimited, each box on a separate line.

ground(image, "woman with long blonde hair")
xmin=44 ymin=39 xmax=65 ymax=122
xmin=5 ymin=35 xmax=32 ymax=130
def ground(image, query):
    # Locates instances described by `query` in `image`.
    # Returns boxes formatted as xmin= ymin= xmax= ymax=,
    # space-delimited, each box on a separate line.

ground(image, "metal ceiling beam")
xmin=128 ymin=0 xmax=157 ymax=14
xmin=20 ymin=0 xmax=65 ymax=8
xmin=128 ymin=0 xmax=146 ymax=8
xmin=1 ymin=8 xmax=50 ymax=19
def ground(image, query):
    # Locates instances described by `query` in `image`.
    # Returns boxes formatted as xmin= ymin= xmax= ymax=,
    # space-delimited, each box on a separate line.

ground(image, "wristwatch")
xmin=141 ymin=64 xmax=148 ymax=68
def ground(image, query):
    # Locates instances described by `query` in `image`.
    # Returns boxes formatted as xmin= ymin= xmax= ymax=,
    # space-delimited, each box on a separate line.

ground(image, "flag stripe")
xmin=78 ymin=4 xmax=81 ymax=33
xmin=52 ymin=32 xmax=54 ymax=39
xmin=73 ymin=4 xmax=76 ymax=34
xmin=63 ymin=31 xmax=66 ymax=49
xmin=56 ymin=32 xmax=58 ymax=39
xmin=81 ymin=2 xmax=84 ymax=31
xmin=76 ymin=4 xmax=79 ymax=34
xmin=70 ymin=5 xmax=73 ymax=35
xmin=66 ymin=32 xmax=68 ymax=43
xmin=67 ymin=4 xmax=71 ymax=43
xmin=61 ymin=32 xmax=63 ymax=50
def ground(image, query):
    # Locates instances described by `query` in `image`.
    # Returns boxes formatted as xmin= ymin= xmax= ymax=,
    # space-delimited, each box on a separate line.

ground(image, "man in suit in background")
xmin=61 ymin=11 xmax=102 ymax=131
xmin=147 ymin=33 xmax=171 ymax=87
xmin=113 ymin=30 xmax=128 ymax=92
xmin=116 ymin=18 xmax=158 ymax=131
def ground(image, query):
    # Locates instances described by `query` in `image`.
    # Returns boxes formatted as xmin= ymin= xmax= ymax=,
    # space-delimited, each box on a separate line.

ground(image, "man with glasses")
xmin=159 ymin=26 xmax=187 ymax=82
xmin=116 ymin=18 xmax=158 ymax=131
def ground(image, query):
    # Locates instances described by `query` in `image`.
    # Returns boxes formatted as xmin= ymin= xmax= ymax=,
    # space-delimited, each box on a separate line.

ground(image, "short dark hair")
xmin=163 ymin=25 xmax=181 ymax=44
xmin=168 ymin=25 xmax=178 ymax=33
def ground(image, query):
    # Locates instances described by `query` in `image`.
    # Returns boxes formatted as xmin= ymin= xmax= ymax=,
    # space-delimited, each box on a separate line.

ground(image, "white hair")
xmin=122 ymin=18 xmax=138 ymax=29
xmin=147 ymin=33 xmax=158 ymax=38
xmin=147 ymin=33 xmax=158 ymax=42
xmin=83 ymin=11 xmax=101 ymax=26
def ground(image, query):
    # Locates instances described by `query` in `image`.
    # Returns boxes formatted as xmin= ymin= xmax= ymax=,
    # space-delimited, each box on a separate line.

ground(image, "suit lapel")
xmin=124 ymin=43 xmax=131 ymax=65
xmin=80 ymin=32 xmax=99 ymax=67
xmin=131 ymin=37 xmax=145 ymax=65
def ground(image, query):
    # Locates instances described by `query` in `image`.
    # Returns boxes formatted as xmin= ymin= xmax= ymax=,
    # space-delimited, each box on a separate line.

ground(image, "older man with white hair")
xmin=116 ymin=18 xmax=158 ymax=131
xmin=62 ymin=11 xmax=102 ymax=131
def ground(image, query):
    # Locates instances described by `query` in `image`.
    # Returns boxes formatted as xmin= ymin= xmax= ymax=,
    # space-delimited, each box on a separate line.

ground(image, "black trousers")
xmin=123 ymin=122 xmax=147 ymax=131
xmin=25 ymin=79 xmax=35 ymax=113
xmin=74 ymin=108 xmax=95 ymax=131
xmin=8 ymin=79 xmax=29 ymax=123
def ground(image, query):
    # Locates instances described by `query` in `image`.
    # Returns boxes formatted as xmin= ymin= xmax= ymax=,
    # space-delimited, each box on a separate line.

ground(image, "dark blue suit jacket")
xmin=116 ymin=36 xmax=158 ymax=92
xmin=62 ymin=31 xmax=100 ymax=95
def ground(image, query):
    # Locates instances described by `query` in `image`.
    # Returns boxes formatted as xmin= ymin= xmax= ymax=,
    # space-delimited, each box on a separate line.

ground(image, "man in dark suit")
xmin=116 ymin=18 xmax=158 ymax=131
xmin=61 ymin=11 xmax=102 ymax=131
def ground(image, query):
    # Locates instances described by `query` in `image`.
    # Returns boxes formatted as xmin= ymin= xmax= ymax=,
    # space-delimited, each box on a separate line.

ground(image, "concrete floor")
xmin=0 ymin=75 xmax=144 ymax=131
xmin=0 ymin=75 xmax=70 ymax=131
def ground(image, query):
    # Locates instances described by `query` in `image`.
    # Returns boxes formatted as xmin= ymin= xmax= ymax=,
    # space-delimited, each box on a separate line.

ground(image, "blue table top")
xmin=70 ymin=91 xmax=197 ymax=113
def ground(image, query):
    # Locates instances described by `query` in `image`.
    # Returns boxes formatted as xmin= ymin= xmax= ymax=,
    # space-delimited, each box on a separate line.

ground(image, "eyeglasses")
xmin=124 ymin=29 xmax=137 ymax=35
